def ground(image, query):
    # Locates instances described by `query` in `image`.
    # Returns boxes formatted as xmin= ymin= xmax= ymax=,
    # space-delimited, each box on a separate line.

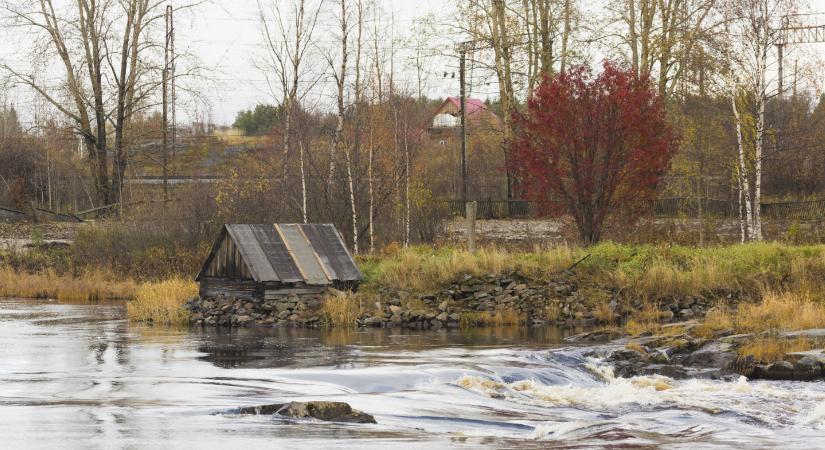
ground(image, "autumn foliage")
xmin=511 ymin=62 xmax=678 ymax=244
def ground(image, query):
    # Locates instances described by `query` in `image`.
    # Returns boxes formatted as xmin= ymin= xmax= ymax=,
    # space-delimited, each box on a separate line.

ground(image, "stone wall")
xmin=186 ymin=273 xmax=728 ymax=329
xmin=186 ymin=293 xmax=325 ymax=327
xmin=443 ymin=217 xmax=825 ymax=245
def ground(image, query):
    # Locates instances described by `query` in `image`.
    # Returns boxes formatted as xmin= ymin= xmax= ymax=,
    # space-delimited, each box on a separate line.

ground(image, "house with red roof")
xmin=421 ymin=97 xmax=508 ymax=201
xmin=427 ymin=97 xmax=503 ymax=146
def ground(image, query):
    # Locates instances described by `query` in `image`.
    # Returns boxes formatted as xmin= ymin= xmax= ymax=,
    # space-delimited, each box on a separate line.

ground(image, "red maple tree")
xmin=510 ymin=61 xmax=678 ymax=244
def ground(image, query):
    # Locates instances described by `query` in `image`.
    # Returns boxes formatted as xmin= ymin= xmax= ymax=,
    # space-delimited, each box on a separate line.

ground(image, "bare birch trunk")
xmin=561 ymin=0 xmax=571 ymax=73
xmin=731 ymin=91 xmax=753 ymax=241
xmin=403 ymin=110 xmax=410 ymax=247
xmin=329 ymin=0 xmax=348 ymax=190
xmin=300 ymin=139 xmax=307 ymax=223
xmin=345 ymin=148 xmax=358 ymax=254
xmin=752 ymin=12 xmax=769 ymax=242
xmin=368 ymin=127 xmax=374 ymax=253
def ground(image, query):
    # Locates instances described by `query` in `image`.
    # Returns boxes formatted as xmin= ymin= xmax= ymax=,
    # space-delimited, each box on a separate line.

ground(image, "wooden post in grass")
xmin=466 ymin=201 xmax=477 ymax=253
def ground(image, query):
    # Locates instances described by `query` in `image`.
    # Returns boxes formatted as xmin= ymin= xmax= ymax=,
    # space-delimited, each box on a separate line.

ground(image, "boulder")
xmin=682 ymin=341 xmax=737 ymax=369
xmin=235 ymin=401 xmax=376 ymax=424
xmin=750 ymin=361 xmax=797 ymax=380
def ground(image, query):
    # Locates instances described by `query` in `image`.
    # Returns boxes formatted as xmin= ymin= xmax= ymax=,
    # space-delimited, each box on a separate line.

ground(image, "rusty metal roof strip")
xmin=276 ymin=224 xmax=330 ymax=285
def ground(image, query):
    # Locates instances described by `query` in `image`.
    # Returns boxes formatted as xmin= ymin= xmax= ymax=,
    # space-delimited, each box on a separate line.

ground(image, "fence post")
xmin=466 ymin=201 xmax=477 ymax=254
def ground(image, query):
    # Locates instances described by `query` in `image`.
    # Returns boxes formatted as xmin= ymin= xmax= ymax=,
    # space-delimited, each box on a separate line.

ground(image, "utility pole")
xmin=777 ymin=16 xmax=825 ymax=96
xmin=169 ymin=4 xmax=177 ymax=179
xmin=459 ymin=47 xmax=468 ymax=203
xmin=161 ymin=5 xmax=172 ymax=205
xmin=162 ymin=4 xmax=174 ymax=202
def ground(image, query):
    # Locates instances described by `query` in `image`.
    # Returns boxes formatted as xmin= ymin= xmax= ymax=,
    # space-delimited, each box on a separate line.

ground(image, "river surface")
xmin=1 ymin=298 xmax=825 ymax=449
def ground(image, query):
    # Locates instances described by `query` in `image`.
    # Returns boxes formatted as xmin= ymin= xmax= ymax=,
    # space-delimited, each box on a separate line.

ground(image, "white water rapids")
xmin=1 ymin=298 xmax=824 ymax=449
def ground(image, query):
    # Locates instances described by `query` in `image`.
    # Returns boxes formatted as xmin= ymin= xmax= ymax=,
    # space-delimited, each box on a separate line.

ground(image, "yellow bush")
xmin=127 ymin=278 xmax=197 ymax=326
xmin=321 ymin=291 xmax=364 ymax=328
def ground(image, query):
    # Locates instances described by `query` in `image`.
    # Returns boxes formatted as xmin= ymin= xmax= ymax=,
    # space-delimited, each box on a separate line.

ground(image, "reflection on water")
xmin=1 ymin=297 xmax=824 ymax=449
xmin=191 ymin=325 xmax=591 ymax=369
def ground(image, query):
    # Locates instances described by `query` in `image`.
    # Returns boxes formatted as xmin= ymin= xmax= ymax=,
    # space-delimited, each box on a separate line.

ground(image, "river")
xmin=1 ymin=297 xmax=824 ymax=449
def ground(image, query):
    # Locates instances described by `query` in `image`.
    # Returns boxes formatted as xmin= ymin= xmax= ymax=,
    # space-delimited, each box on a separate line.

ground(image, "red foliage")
xmin=510 ymin=61 xmax=678 ymax=244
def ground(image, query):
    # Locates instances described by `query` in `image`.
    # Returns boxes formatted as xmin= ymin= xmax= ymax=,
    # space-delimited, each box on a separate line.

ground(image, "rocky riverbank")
xmin=185 ymin=271 xmax=732 ymax=329
xmin=571 ymin=324 xmax=825 ymax=382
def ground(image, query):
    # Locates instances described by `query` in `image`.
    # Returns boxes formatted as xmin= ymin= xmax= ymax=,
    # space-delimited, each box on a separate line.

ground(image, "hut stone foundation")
xmin=186 ymin=292 xmax=326 ymax=327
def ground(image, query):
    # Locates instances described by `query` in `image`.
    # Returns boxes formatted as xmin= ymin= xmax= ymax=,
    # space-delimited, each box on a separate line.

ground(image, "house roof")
xmin=444 ymin=97 xmax=489 ymax=116
xmin=427 ymin=97 xmax=503 ymax=131
xmin=196 ymin=224 xmax=362 ymax=284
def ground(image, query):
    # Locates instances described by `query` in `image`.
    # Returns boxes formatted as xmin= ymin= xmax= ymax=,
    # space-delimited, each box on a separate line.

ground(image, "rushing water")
xmin=1 ymin=298 xmax=825 ymax=449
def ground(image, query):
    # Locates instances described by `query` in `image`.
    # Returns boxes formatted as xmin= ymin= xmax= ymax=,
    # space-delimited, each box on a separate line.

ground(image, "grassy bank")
xmin=4 ymin=241 xmax=825 ymax=332
xmin=0 ymin=267 xmax=139 ymax=301
xmin=0 ymin=267 xmax=196 ymax=325
xmin=362 ymin=242 xmax=825 ymax=297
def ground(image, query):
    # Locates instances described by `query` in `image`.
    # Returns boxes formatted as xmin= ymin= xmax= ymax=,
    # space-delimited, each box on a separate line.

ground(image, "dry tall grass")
xmin=0 ymin=267 xmax=138 ymax=301
xmin=322 ymin=291 xmax=368 ymax=328
xmin=694 ymin=291 xmax=825 ymax=338
xmin=126 ymin=278 xmax=198 ymax=326
xmin=370 ymin=245 xmax=579 ymax=292
xmin=459 ymin=310 xmax=524 ymax=328
xmin=738 ymin=337 xmax=815 ymax=363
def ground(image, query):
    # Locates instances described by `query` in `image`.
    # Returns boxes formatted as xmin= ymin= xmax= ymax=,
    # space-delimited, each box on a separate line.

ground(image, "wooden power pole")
xmin=459 ymin=47 xmax=468 ymax=203
xmin=162 ymin=5 xmax=171 ymax=202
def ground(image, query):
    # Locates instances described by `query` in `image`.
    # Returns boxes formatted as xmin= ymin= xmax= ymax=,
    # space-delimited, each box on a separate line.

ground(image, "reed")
xmin=321 ymin=291 xmax=365 ymax=328
xmin=459 ymin=310 xmax=524 ymax=329
xmin=738 ymin=337 xmax=816 ymax=363
xmin=126 ymin=278 xmax=198 ymax=326
xmin=0 ymin=267 xmax=138 ymax=301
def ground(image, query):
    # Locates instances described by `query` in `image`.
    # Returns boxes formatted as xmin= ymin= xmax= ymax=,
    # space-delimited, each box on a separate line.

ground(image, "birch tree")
xmin=723 ymin=0 xmax=793 ymax=241
xmin=615 ymin=0 xmax=717 ymax=100
xmin=3 ymin=0 xmax=167 ymax=207
xmin=258 ymin=0 xmax=323 ymax=208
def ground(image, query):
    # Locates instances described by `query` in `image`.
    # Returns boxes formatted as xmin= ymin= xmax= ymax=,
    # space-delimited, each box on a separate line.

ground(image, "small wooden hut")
xmin=195 ymin=224 xmax=362 ymax=301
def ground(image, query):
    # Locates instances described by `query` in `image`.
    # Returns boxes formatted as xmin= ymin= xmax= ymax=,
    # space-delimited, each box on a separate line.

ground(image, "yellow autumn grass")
xmin=126 ymin=278 xmax=198 ymax=326
xmin=321 ymin=291 xmax=365 ymax=328
xmin=459 ymin=310 xmax=524 ymax=328
xmin=0 ymin=266 xmax=138 ymax=301
xmin=369 ymin=245 xmax=579 ymax=292
xmin=694 ymin=290 xmax=825 ymax=338
xmin=738 ymin=337 xmax=816 ymax=363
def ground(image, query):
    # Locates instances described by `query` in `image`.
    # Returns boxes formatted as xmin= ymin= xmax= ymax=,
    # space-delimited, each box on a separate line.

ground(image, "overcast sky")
xmin=2 ymin=0 xmax=825 ymax=127
xmin=173 ymin=0 xmax=454 ymax=124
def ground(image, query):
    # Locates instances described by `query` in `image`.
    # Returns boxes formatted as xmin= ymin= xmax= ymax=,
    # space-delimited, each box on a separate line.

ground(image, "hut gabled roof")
xmin=195 ymin=224 xmax=362 ymax=284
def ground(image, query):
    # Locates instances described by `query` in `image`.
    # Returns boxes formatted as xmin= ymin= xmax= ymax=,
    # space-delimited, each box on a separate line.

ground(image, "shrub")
xmin=127 ymin=278 xmax=197 ymax=326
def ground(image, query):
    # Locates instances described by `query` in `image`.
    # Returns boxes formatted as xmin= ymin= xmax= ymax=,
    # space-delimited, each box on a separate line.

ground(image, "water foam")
xmin=456 ymin=359 xmax=825 ymax=432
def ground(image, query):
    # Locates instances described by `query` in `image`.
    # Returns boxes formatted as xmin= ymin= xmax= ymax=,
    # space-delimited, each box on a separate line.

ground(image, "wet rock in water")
xmin=235 ymin=401 xmax=376 ymax=424
xmin=638 ymin=364 xmax=690 ymax=379
xmin=682 ymin=341 xmax=737 ymax=370
xmin=750 ymin=361 xmax=797 ymax=380
xmin=565 ymin=328 xmax=623 ymax=343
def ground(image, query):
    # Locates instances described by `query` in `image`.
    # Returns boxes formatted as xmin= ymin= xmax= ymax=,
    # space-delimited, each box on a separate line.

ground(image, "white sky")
xmin=173 ymin=0 xmax=454 ymax=124
xmin=1 ymin=0 xmax=825 ymax=127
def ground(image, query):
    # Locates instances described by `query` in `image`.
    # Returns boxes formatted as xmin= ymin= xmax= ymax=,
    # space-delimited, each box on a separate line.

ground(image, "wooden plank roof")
xmin=196 ymin=224 xmax=362 ymax=284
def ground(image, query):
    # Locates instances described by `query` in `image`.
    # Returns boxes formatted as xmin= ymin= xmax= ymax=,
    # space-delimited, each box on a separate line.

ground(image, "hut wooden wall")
xmin=199 ymin=277 xmax=260 ymax=301
xmin=204 ymin=233 xmax=252 ymax=279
